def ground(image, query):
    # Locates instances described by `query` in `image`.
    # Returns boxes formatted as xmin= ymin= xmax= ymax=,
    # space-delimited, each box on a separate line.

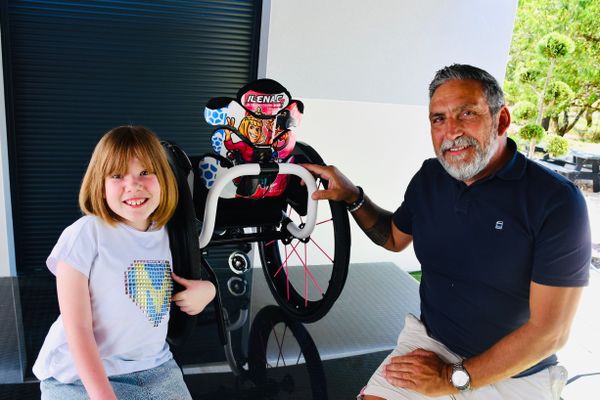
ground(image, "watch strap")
xmin=346 ymin=186 xmax=364 ymax=213
xmin=450 ymin=361 xmax=471 ymax=392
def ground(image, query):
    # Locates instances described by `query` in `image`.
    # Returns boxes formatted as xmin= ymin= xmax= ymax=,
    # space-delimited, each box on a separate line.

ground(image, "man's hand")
xmin=383 ymin=349 xmax=455 ymax=397
xmin=301 ymin=163 xmax=359 ymax=204
xmin=171 ymin=273 xmax=216 ymax=315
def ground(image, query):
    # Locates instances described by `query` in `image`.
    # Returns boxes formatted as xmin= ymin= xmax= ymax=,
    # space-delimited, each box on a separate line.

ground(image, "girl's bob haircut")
xmin=79 ymin=125 xmax=178 ymax=229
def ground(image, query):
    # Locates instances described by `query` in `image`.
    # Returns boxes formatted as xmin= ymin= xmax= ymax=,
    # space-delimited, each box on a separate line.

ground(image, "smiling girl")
xmin=33 ymin=126 xmax=215 ymax=400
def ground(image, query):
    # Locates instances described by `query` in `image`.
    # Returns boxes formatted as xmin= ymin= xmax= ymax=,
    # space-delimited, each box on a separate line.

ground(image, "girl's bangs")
xmin=103 ymin=143 xmax=155 ymax=175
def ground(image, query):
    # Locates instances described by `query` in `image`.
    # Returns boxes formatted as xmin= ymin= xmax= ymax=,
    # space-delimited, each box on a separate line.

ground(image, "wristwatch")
xmin=449 ymin=361 xmax=471 ymax=392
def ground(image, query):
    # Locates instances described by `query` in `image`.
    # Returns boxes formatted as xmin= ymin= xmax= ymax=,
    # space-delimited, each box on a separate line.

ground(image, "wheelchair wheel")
xmin=259 ymin=142 xmax=351 ymax=322
xmin=248 ymin=305 xmax=328 ymax=399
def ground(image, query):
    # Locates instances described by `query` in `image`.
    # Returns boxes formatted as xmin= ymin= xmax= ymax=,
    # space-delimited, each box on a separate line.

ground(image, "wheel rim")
xmin=259 ymin=179 xmax=350 ymax=322
xmin=248 ymin=306 xmax=327 ymax=399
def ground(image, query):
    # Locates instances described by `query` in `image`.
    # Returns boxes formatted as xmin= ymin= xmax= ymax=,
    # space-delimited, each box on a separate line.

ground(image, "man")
xmin=304 ymin=64 xmax=590 ymax=399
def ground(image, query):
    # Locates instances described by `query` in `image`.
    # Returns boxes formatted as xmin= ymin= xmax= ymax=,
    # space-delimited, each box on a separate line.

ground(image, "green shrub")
xmin=546 ymin=134 xmax=569 ymax=157
xmin=517 ymin=67 xmax=541 ymax=84
xmin=518 ymin=124 xmax=545 ymax=142
xmin=545 ymin=81 xmax=573 ymax=101
xmin=537 ymin=33 xmax=575 ymax=59
xmin=511 ymin=101 xmax=537 ymax=121
xmin=508 ymin=133 xmax=528 ymax=152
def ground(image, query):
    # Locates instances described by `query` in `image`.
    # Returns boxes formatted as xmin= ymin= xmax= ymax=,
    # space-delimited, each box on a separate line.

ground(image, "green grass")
xmin=409 ymin=271 xmax=422 ymax=282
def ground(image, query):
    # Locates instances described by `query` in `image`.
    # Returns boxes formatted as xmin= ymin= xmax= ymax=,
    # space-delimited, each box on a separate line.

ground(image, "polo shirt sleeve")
xmin=46 ymin=216 xmax=98 ymax=279
xmin=393 ymin=164 xmax=425 ymax=235
xmin=532 ymin=185 xmax=590 ymax=287
xmin=393 ymin=200 xmax=413 ymax=235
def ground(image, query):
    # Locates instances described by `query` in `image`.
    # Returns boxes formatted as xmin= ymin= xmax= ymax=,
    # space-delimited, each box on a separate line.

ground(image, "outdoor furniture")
xmin=571 ymin=150 xmax=600 ymax=192
xmin=534 ymin=152 xmax=600 ymax=192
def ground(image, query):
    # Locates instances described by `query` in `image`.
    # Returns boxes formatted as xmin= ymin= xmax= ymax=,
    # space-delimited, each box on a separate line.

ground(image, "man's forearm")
xmin=351 ymin=195 xmax=394 ymax=248
xmin=464 ymin=284 xmax=582 ymax=389
xmin=464 ymin=320 xmax=567 ymax=389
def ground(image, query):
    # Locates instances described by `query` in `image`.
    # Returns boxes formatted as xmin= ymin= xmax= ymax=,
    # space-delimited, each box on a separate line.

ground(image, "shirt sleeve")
xmin=532 ymin=184 xmax=591 ymax=287
xmin=46 ymin=216 xmax=98 ymax=278
xmin=392 ymin=164 xmax=425 ymax=235
xmin=393 ymin=201 xmax=413 ymax=235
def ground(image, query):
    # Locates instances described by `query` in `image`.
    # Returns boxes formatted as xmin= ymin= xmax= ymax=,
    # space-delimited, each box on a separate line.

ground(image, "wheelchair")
xmin=163 ymin=79 xmax=351 ymax=376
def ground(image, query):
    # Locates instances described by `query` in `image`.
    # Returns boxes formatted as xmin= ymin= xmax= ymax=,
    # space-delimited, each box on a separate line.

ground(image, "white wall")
xmin=260 ymin=0 xmax=517 ymax=270
xmin=0 ymin=1 xmax=518 ymax=275
xmin=297 ymin=99 xmax=431 ymax=268
xmin=0 ymin=25 xmax=16 ymax=277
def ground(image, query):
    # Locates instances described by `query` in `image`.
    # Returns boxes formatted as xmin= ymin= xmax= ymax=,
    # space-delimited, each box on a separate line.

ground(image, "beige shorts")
xmin=358 ymin=314 xmax=567 ymax=400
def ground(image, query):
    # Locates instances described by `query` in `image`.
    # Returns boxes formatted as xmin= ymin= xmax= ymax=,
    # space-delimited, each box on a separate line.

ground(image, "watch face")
xmin=452 ymin=370 xmax=469 ymax=387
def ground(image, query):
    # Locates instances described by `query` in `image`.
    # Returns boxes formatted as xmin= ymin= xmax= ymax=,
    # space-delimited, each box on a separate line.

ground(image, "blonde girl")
xmin=33 ymin=126 xmax=215 ymax=400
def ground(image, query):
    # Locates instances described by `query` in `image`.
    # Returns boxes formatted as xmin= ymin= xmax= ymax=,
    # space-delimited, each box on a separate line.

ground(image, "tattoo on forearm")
xmin=364 ymin=211 xmax=392 ymax=246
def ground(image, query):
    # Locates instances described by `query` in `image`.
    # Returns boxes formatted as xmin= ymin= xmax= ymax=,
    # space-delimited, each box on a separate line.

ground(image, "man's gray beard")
xmin=436 ymin=132 xmax=499 ymax=181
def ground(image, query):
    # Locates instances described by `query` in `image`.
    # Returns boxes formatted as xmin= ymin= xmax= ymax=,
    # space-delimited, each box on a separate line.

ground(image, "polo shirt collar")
xmin=495 ymin=138 xmax=525 ymax=181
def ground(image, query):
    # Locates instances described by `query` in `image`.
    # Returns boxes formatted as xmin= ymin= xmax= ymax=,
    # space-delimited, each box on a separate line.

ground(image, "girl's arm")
xmin=171 ymin=272 xmax=216 ymax=315
xmin=56 ymin=261 xmax=117 ymax=400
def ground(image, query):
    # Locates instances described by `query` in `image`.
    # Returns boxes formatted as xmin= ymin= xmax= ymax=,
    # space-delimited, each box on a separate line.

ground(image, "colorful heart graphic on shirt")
xmin=124 ymin=260 xmax=173 ymax=327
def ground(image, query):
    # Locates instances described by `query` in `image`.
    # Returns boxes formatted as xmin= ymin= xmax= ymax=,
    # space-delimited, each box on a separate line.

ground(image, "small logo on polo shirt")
xmin=495 ymin=221 xmax=504 ymax=230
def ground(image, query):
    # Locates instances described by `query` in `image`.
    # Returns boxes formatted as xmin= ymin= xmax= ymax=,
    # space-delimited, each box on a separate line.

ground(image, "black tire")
xmin=259 ymin=142 xmax=351 ymax=322
xmin=248 ymin=305 xmax=328 ymax=399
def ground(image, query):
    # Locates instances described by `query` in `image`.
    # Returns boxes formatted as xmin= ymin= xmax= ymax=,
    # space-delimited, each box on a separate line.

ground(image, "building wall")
xmin=0 ymin=1 xmax=518 ymax=275
xmin=1 ymin=24 xmax=16 ymax=277
xmin=259 ymin=0 xmax=517 ymax=269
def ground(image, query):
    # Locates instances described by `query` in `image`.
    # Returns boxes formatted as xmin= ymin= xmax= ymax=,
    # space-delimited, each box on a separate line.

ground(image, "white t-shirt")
xmin=33 ymin=215 xmax=174 ymax=383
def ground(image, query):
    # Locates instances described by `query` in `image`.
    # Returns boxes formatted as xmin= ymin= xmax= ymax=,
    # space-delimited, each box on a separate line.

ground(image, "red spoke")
xmin=265 ymin=240 xmax=275 ymax=247
xmin=285 ymin=246 xmax=290 ymax=301
xmin=309 ymin=237 xmax=334 ymax=263
xmin=316 ymin=218 xmax=332 ymax=226
xmin=273 ymin=240 xmax=300 ymax=278
xmin=304 ymin=242 xmax=308 ymax=307
xmin=291 ymin=245 xmax=324 ymax=296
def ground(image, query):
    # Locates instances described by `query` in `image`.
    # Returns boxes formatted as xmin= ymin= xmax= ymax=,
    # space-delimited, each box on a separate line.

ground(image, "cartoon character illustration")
xmin=200 ymin=79 xmax=304 ymax=198
xmin=239 ymin=112 xmax=267 ymax=144
xmin=223 ymin=114 xmax=268 ymax=163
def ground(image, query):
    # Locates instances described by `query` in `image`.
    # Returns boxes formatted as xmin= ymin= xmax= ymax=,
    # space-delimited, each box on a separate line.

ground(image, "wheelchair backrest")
xmin=200 ymin=79 xmax=304 ymax=199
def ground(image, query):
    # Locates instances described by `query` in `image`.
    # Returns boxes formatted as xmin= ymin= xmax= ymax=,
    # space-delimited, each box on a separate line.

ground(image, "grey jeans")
xmin=40 ymin=358 xmax=192 ymax=400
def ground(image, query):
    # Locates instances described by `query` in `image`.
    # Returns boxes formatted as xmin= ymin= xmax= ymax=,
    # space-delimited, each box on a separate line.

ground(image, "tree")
xmin=505 ymin=0 xmax=600 ymax=136
xmin=534 ymin=33 xmax=575 ymax=124
xmin=544 ymin=81 xmax=574 ymax=132
xmin=519 ymin=124 xmax=546 ymax=158
xmin=546 ymin=134 xmax=569 ymax=157
xmin=512 ymin=100 xmax=537 ymax=121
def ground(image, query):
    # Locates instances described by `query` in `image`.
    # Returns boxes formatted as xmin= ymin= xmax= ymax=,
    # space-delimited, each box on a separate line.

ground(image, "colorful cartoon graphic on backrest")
xmin=200 ymin=79 xmax=304 ymax=199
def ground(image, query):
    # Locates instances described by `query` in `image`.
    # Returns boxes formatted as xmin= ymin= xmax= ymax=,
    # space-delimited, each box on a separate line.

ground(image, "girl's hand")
xmin=171 ymin=273 xmax=216 ymax=315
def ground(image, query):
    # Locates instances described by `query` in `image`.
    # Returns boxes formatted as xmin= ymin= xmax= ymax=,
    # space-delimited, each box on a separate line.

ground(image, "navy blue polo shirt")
xmin=393 ymin=139 xmax=590 ymax=377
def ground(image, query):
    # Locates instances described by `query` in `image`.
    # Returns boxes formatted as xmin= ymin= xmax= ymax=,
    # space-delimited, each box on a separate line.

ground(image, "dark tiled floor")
xmin=1 ymin=262 xmax=420 ymax=399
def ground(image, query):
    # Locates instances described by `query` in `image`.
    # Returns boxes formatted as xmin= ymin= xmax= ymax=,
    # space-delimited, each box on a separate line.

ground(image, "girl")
xmin=33 ymin=126 xmax=216 ymax=399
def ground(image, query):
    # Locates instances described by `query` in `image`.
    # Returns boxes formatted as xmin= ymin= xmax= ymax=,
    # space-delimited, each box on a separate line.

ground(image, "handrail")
xmin=198 ymin=163 xmax=318 ymax=249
